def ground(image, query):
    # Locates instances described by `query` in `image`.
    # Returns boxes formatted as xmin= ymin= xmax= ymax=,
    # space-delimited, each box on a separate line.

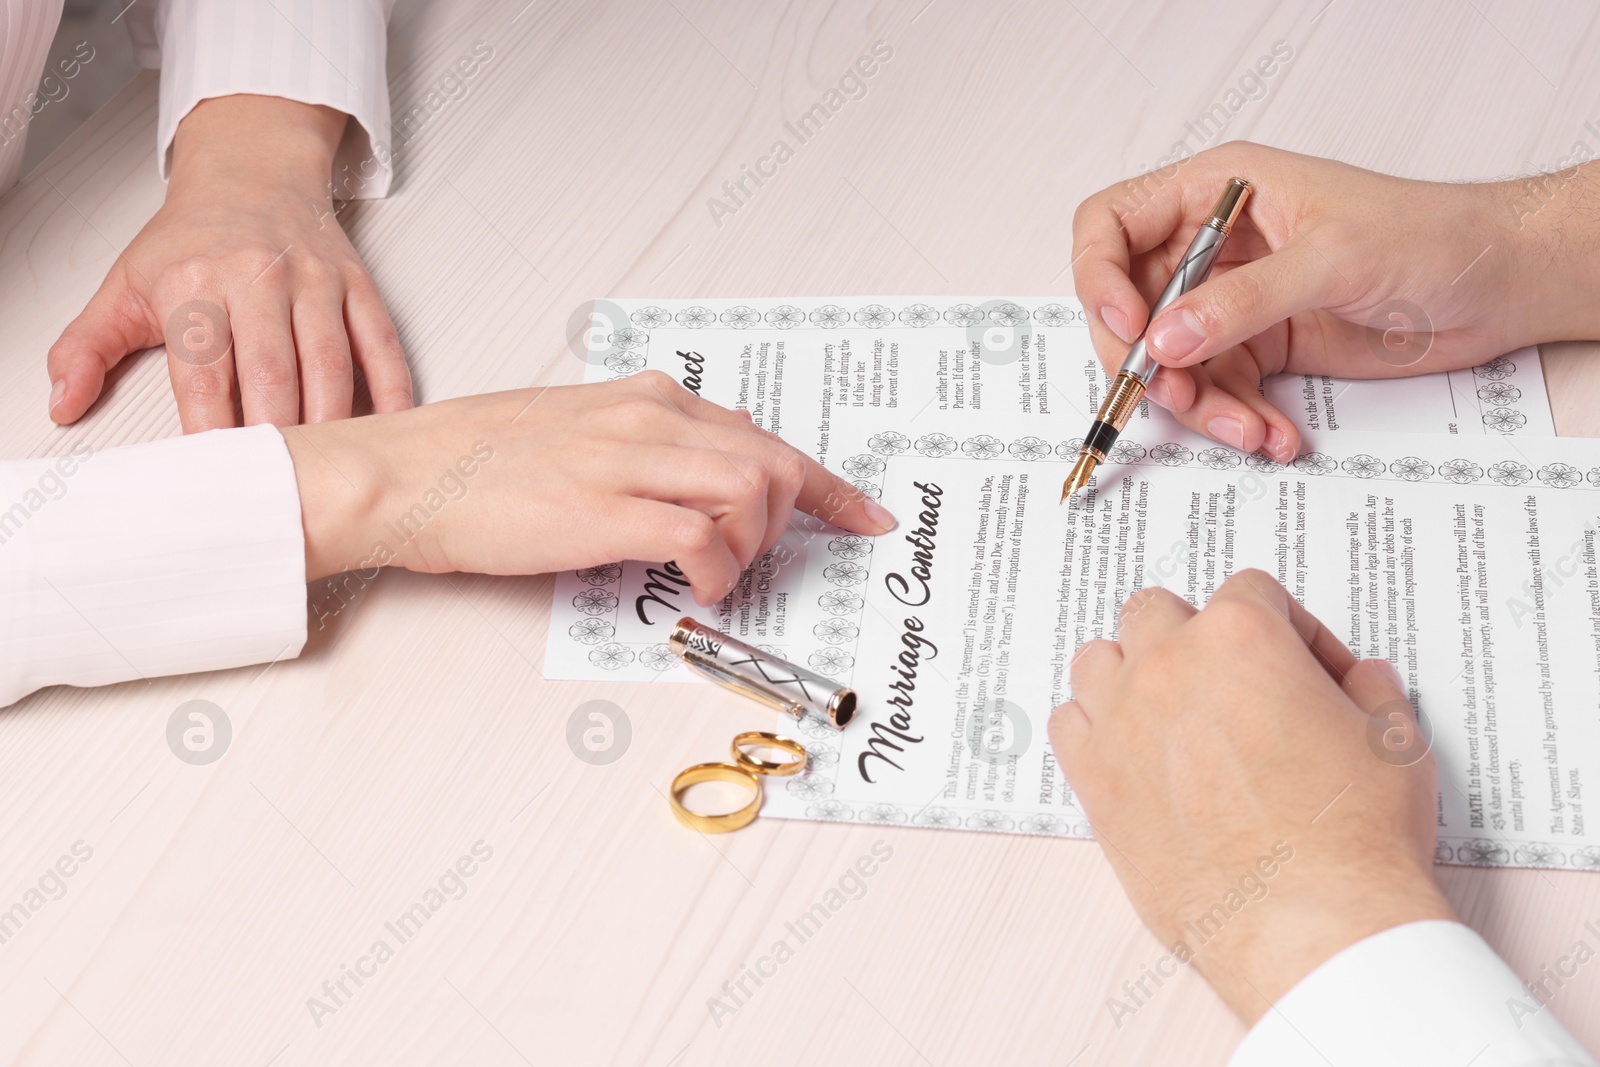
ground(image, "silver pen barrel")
xmin=1118 ymin=176 xmax=1250 ymax=382
xmin=1119 ymin=223 xmax=1228 ymax=382
xmin=669 ymin=618 xmax=857 ymax=729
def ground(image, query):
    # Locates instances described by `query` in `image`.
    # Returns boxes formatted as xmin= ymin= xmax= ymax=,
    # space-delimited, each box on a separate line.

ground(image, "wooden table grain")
xmin=2 ymin=1 xmax=1598 ymax=1063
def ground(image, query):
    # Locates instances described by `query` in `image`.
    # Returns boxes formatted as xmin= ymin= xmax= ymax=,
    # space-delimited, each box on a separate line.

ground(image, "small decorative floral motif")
xmin=674 ymin=306 xmax=715 ymax=328
xmin=843 ymin=453 xmax=887 ymax=478
xmin=1033 ymin=303 xmax=1074 ymax=326
xmin=1293 ymin=452 xmax=1337 ymax=475
xmin=1244 ymin=453 xmax=1281 ymax=473
xmin=1513 ymin=842 xmax=1567 ymax=867
xmin=1440 ymin=459 xmax=1483 ymax=484
xmin=799 ymin=714 xmax=838 ymax=739
xmin=944 ymin=303 xmax=984 ymax=328
xmin=809 ymin=648 xmax=855 ymax=675
xmin=568 ymin=619 xmax=615 ymax=644
xmin=966 ymin=810 xmax=1015 ymax=833
xmin=576 ymin=563 xmax=623 ymax=586
xmin=1434 ymin=841 xmax=1455 ymax=864
xmin=588 ymin=643 xmax=634 ymax=670
xmin=828 ymin=535 xmax=872 ymax=559
xmin=1472 ymin=356 xmax=1515 ymax=380
xmin=1483 ymin=409 xmax=1528 ymax=432
xmin=765 ymin=305 xmax=805 ymax=328
xmin=604 ymin=352 xmax=646 ymax=374
xmin=915 ymin=433 xmax=959 ymax=458
xmin=1590 ymin=468 xmax=1600 ymax=487
xmin=851 ymin=480 xmax=882 ymax=499
xmin=610 ymin=326 xmax=648 ymax=350
xmin=855 ymin=304 xmax=894 ymax=328
xmin=1341 ymin=454 xmax=1385 ymax=478
xmin=1150 ymin=442 xmax=1193 ymax=466
xmin=868 ymin=431 xmax=911 ymax=455
xmin=1009 ymin=436 xmax=1053 ymax=461
xmin=859 ymin=803 xmax=908 ymax=824
xmin=1109 ymin=441 xmax=1147 ymax=464
xmin=899 ymin=303 xmax=940 ymax=327
xmin=786 ymin=774 xmax=834 ymax=800
xmin=1019 ymin=814 xmax=1075 ymax=836
xmin=823 ymin=562 xmax=868 ymax=586
xmin=810 ymin=305 xmax=850 ymax=328
xmin=1197 ymin=447 xmax=1241 ymax=470
xmin=639 ymin=644 xmax=677 ymax=671
xmin=1456 ymin=838 xmax=1509 ymax=865
xmin=962 ymin=435 xmax=1006 ymax=459
xmin=805 ymin=800 xmax=855 ymax=821
xmin=1391 ymin=457 xmax=1434 ymax=482
xmin=572 ymin=589 xmax=619 ymax=616
xmin=1487 ymin=460 xmax=1532 ymax=486
xmin=1538 ymin=463 xmax=1582 ymax=488
xmin=989 ymin=302 xmax=1029 ymax=327
xmin=1569 ymin=846 xmax=1600 ymax=871
xmin=630 ymin=306 xmax=672 ymax=328
xmin=720 ymin=306 xmax=760 ymax=328
xmin=818 ymin=590 xmax=863 ymax=615
xmin=805 ymin=744 xmax=840 ymax=766
xmin=814 ymin=619 xmax=860 ymax=644
xmin=912 ymin=807 xmax=962 ymax=828
xmin=1055 ymin=439 xmax=1084 ymax=459
xmin=1477 ymin=382 xmax=1521 ymax=406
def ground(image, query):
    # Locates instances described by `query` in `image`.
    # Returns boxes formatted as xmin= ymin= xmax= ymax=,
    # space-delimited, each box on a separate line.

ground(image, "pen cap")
xmin=669 ymin=618 xmax=857 ymax=729
xmin=1204 ymin=177 xmax=1252 ymax=234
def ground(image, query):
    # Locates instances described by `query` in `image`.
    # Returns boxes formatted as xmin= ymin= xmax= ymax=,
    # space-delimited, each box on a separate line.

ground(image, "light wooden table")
xmin=3 ymin=1 xmax=1599 ymax=1063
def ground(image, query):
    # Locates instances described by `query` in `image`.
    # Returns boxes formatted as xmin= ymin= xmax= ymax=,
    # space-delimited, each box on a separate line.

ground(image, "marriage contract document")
xmin=544 ymin=298 xmax=1592 ymax=871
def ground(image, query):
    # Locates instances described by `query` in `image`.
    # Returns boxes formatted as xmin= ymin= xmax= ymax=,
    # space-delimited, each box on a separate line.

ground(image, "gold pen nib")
xmin=1061 ymin=452 xmax=1097 ymax=502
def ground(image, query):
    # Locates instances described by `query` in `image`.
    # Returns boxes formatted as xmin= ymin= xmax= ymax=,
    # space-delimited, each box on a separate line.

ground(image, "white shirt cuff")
xmin=0 ymin=426 xmax=308 ymax=707
xmin=1230 ymin=920 xmax=1598 ymax=1067
xmin=135 ymin=0 xmax=393 ymax=198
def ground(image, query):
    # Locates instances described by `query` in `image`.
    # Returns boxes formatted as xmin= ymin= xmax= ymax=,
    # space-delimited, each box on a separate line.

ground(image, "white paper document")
xmin=544 ymin=298 xmax=1591 ymax=870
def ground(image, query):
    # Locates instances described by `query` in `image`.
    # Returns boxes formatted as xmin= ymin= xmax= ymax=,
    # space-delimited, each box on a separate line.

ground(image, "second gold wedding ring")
xmin=669 ymin=733 xmax=809 ymax=833
xmin=731 ymin=732 xmax=807 ymax=777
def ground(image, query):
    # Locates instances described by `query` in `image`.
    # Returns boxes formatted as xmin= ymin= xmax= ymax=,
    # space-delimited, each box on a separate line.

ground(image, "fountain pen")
xmin=1061 ymin=177 xmax=1253 ymax=501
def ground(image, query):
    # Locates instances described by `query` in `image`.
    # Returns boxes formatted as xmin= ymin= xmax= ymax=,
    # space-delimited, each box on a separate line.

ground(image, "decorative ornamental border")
xmin=850 ymin=429 xmax=1600 ymax=492
xmin=625 ymin=300 xmax=1089 ymax=332
xmin=1440 ymin=837 xmax=1599 ymax=870
xmin=598 ymin=314 xmax=1534 ymax=439
xmin=597 ymin=301 xmax=1091 ymax=382
xmin=601 ymin=311 xmax=1533 ymax=439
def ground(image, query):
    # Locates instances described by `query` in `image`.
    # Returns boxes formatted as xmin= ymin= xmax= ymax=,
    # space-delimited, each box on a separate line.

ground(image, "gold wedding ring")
xmin=670 ymin=762 xmax=763 ymax=833
xmin=731 ymin=732 xmax=807 ymax=777
xmin=670 ymin=734 xmax=811 ymax=833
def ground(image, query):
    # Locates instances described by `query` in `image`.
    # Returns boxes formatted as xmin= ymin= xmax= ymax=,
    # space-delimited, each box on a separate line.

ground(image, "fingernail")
xmin=48 ymin=378 xmax=66 ymax=412
xmin=1207 ymin=416 xmax=1246 ymax=449
xmin=1099 ymin=305 xmax=1133 ymax=344
xmin=863 ymin=497 xmax=897 ymax=532
xmin=1267 ymin=428 xmax=1293 ymax=462
xmin=1148 ymin=307 xmax=1205 ymax=361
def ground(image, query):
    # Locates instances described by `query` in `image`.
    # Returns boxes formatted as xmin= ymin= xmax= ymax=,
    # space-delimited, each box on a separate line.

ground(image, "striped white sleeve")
xmin=1230 ymin=921 xmax=1598 ymax=1067
xmin=0 ymin=426 xmax=308 ymax=708
xmin=125 ymin=0 xmax=396 ymax=198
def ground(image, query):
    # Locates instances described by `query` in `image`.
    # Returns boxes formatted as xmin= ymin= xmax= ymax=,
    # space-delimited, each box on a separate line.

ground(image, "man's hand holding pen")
xmin=1068 ymin=142 xmax=1600 ymax=467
